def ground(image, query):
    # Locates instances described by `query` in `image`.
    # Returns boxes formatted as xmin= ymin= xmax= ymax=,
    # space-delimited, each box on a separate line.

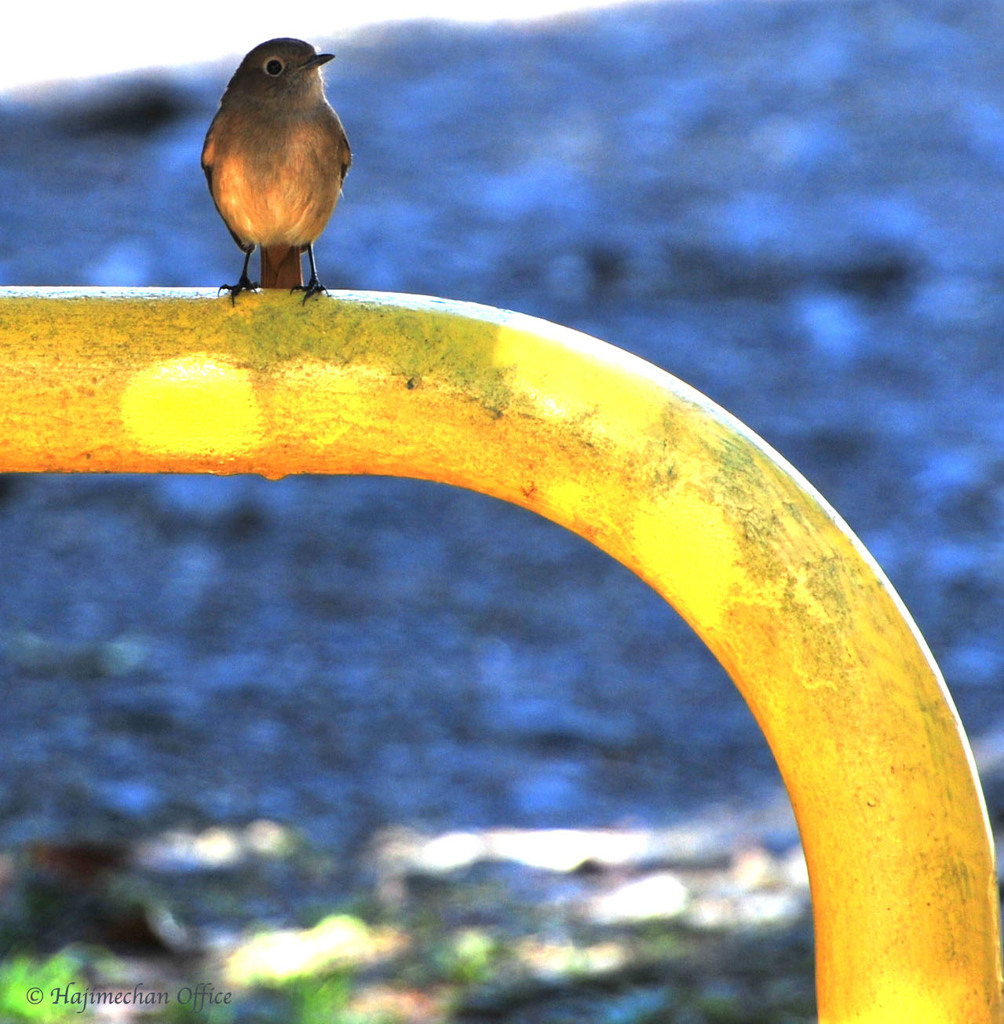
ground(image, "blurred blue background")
xmin=0 ymin=0 xmax=1001 ymax=887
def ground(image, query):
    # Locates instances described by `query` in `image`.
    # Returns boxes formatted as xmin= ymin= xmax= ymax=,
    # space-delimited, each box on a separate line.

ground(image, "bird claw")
xmin=218 ymin=275 xmax=260 ymax=305
xmin=290 ymin=277 xmax=327 ymax=304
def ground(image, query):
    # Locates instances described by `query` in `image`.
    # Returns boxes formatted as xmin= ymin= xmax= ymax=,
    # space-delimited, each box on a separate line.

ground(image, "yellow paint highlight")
xmin=122 ymin=354 xmax=264 ymax=456
xmin=627 ymin=489 xmax=740 ymax=630
xmin=0 ymin=286 xmax=1000 ymax=1022
xmin=493 ymin=321 xmax=667 ymax=439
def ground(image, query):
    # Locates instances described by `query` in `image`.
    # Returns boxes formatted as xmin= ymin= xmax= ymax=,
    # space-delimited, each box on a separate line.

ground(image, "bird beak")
xmin=301 ymin=53 xmax=335 ymax=70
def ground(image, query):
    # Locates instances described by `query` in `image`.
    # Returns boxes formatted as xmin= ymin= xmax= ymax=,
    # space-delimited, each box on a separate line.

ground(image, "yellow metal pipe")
xmin=0 ymin=287 xmax=1000 ymax=1021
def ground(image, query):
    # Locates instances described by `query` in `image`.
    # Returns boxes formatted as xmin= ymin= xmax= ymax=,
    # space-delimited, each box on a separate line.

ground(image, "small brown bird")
xmin=202 ymin=38 xmax=351 ymax=302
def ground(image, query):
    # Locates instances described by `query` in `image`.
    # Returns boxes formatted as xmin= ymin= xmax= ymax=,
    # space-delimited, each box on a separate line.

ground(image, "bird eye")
xmin=264 ymin=59 xmax=284 ymax=76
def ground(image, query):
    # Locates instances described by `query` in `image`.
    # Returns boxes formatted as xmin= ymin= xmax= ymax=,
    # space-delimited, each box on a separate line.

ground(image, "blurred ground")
xmin=0 ymin=0 xmax=1002 ymax=1019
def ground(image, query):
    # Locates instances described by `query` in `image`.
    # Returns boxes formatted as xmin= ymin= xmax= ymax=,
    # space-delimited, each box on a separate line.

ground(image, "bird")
xmin=201 ymin=38 xmax=351 ymax=302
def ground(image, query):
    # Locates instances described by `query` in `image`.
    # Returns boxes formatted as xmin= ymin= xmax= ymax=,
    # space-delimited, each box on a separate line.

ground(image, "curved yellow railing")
xmin=0 ymin=287 xmax=1000 ymax=1021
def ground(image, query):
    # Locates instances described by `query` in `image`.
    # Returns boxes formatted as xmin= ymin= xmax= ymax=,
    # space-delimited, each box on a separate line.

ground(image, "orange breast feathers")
xmin=204 ymin=116 xmax=342 ymax=249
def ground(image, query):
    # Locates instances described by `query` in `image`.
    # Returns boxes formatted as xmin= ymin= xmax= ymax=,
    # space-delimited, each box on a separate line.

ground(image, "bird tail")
xmin=260 ymin=246 xmax=304 ymax=289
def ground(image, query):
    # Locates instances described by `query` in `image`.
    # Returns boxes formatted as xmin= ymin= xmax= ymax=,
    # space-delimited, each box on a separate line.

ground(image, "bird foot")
xmin=218 ymin=275 xmax=260 ymax=305
xmin=290 ymin=276 xmax=327 ymax=304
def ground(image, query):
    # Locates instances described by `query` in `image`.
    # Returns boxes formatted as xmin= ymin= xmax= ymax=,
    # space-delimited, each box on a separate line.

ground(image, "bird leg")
xmin=218 ymin=248 xmax=260 ymax=304
xmin=290 ymin=244 xmax=327 ymax=303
